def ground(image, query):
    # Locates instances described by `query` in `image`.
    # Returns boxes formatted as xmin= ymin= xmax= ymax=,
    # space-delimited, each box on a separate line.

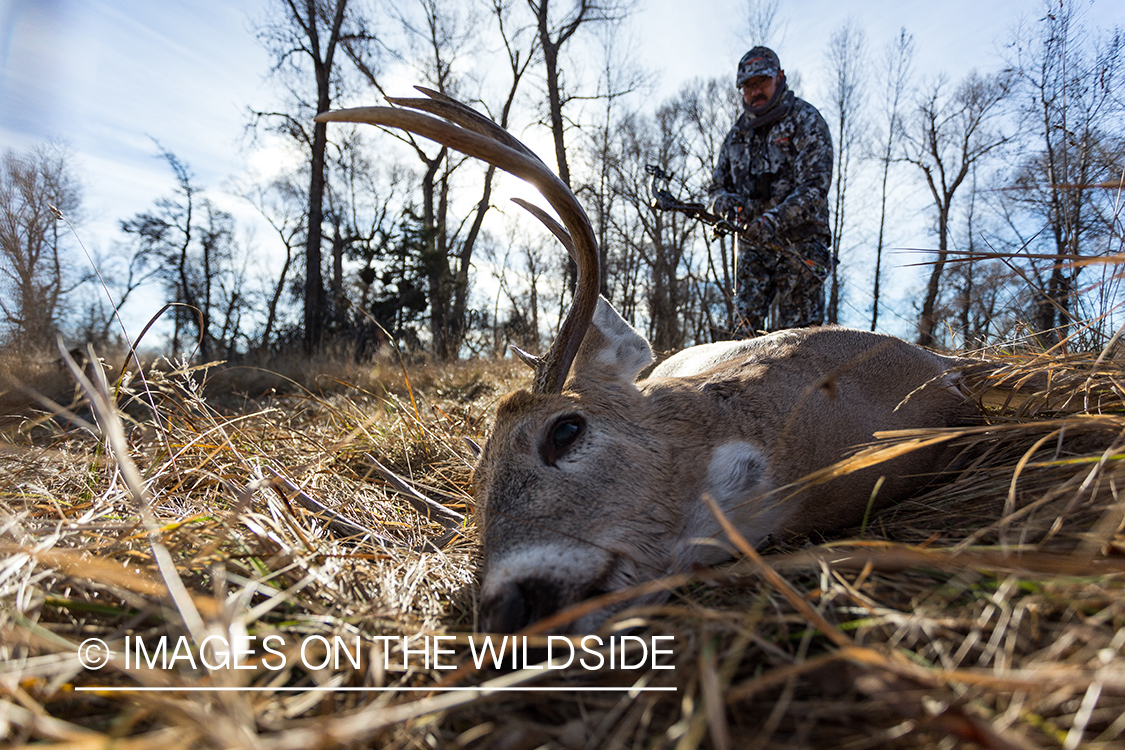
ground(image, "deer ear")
xmin=569 ymin=297 xmax=654 ymax=386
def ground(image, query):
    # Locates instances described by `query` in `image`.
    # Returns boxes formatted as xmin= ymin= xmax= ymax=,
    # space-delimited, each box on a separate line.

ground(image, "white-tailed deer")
xmin=317 ymin=90 xmax=982 ymax=634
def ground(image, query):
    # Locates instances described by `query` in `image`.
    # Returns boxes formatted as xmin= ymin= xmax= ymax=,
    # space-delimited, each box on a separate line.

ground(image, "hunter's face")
xmin=741 ymin=74 xmax=778 ymax=109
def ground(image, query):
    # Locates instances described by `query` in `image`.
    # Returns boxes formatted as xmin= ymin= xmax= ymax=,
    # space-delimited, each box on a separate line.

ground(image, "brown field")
xmin=1 ymin=341 xmax=1123 ymax=749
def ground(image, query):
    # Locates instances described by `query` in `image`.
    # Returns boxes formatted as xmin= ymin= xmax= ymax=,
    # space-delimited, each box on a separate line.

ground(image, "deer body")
xmin=316 ymin=91 xmax=982 ymax=635
xmin=473 ymin=299 xmax=978 ymax=633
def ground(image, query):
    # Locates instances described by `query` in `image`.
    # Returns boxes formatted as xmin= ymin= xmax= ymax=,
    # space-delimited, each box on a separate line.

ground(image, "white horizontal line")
xmin=76 ymin=686 xmax=676 ymax=692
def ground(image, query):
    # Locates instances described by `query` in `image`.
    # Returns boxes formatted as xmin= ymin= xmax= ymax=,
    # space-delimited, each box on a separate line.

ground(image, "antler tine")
xmin=386 ymin=87 xmax=543 ymax=165
xmin=510 ymin=197 xmax=577 ymax=264
xmin=315 ymin=102 xmax=599 ymax=396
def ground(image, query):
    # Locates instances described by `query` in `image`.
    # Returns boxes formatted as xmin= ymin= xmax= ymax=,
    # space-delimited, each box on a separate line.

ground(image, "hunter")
xmin=709 ymin=46 xmax=834 ymax=334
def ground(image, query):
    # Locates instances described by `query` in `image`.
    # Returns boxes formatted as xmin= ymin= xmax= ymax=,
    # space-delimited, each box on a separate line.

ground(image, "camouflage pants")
xmin=733 ymin=239 xmax=829 ymax=335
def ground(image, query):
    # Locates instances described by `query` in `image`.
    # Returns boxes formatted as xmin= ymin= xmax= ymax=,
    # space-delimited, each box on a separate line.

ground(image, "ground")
xmin=1 ymin=344 xmax=1123 ymax=749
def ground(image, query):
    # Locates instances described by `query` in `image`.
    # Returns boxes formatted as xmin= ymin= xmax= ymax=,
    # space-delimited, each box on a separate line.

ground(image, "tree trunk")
xmin=302 ymin=0 xmax=349 ymax=353
xmin=916 ymin=206 xmax=949 ymax=348
xmin=304 ymin=110 xmax=328 ymax=352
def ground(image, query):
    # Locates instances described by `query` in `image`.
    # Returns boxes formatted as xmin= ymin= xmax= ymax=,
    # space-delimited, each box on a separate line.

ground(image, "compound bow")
xmin=645 ymin=164 xmax=830 ymax=281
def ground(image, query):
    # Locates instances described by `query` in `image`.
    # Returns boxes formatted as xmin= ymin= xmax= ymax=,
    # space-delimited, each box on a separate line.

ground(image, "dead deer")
xmin=317 ymin=90 xmax=983 ymax=634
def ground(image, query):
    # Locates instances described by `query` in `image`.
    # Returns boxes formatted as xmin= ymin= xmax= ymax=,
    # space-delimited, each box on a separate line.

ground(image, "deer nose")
xmin=480 ymin=579 xmax=560 ymax=633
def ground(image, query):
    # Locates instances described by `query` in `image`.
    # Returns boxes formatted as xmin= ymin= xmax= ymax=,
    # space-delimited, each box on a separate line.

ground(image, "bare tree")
xmin=321 ymin=128 xmax=397 ymax=331
xmin=447 ymin=0 xmax=538 ymax=355
xmin=485 ymin=227 xmax=551 ymax=355
xmin=120 ymin=149 xmax=199 ymax=357
xmin=608 ymin=96 xmax=705 ymax=351
xmin=527 ymin=0 xmax=622 ymax=187
xmin=0 ymin=142 xmax=82 ymax=351
xmin=869 ymin=28 xmax=913 ymax=331
xmin=742 ymin=0 xmax=785 ymax=46
xmin=685 ymin=77 xmax=742 ymax=337
xmin=121 ymin=150 xmax=248 ymax=360
xmin=901 ymin=71 xmax=1012 ymax=347
xmin=348 ymin=0 xmax=536 ymax=358
xmin=931 ymin=160 xmax=1030 ymax=349
xmin=1003 ymin=0 xmax=1125 ymax=344
xmin=823 ymin=19 xmax=867 ymax=324
xmin=938 ymin=163 xmax=1022 ymax=348
xmin=253 ymin=0 xmax=377 ymax=353
xmin=956 ymin=164 xmax=980 ymax=345
xmin=72 ymin=242 xmax=154 ymax=348
xmin=238 ymin=171 xmax=306 ymax=350
xmin=579 ymin=21 xmax=651 ymax=299
xmin=527 ymin=0 xmax=628 ymax=292
xmin=581 ymin=80 xmax=734 ymax=347
xmin=359 ymin=0 xmax=463 ymax=356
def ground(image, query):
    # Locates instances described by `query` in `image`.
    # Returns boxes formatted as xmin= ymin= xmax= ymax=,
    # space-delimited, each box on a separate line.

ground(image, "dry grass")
xmin=1 ymin=340 xmax=1123 ymax=749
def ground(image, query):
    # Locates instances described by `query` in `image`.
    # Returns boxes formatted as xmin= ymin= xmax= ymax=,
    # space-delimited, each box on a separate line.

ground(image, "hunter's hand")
xmin=742 ymin=213 xmax=779 ymax=244
xmin=710 ymin=193 xmax=742 ymax=222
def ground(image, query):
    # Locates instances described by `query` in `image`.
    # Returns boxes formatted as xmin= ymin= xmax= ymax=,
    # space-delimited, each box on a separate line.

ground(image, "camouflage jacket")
xmin=708 ymin=96 xmax=833 ymax=246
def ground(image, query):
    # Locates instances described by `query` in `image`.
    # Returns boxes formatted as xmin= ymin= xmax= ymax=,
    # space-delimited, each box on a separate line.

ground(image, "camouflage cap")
xmin=736 ymin=46 xmax=781 ymax=87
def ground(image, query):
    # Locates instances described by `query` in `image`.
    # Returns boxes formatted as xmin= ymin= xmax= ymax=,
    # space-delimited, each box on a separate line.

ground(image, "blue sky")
xmin=1 ymin=0 xmax=1122 ymax=340
xmin=2 ymin=0 xmax=273 ymax=237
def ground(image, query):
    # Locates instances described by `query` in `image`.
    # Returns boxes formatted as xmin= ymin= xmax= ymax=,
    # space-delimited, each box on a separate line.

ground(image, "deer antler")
xmin=315 ymin=94 xmax=598 ymax=395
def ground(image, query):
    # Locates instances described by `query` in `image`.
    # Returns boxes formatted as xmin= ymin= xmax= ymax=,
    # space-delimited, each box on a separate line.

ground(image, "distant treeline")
xmin=2 ymin=0 xmax=1121 ymax=358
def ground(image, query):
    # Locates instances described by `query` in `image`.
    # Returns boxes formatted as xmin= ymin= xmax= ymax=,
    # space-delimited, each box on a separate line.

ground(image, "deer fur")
xmin=316 ymin=90 xmax=983 ymax=635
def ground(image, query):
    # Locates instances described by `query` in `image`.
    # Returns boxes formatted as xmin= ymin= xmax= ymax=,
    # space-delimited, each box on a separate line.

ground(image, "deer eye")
xmin=540 ymin=415 xmax=586 ymax=466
